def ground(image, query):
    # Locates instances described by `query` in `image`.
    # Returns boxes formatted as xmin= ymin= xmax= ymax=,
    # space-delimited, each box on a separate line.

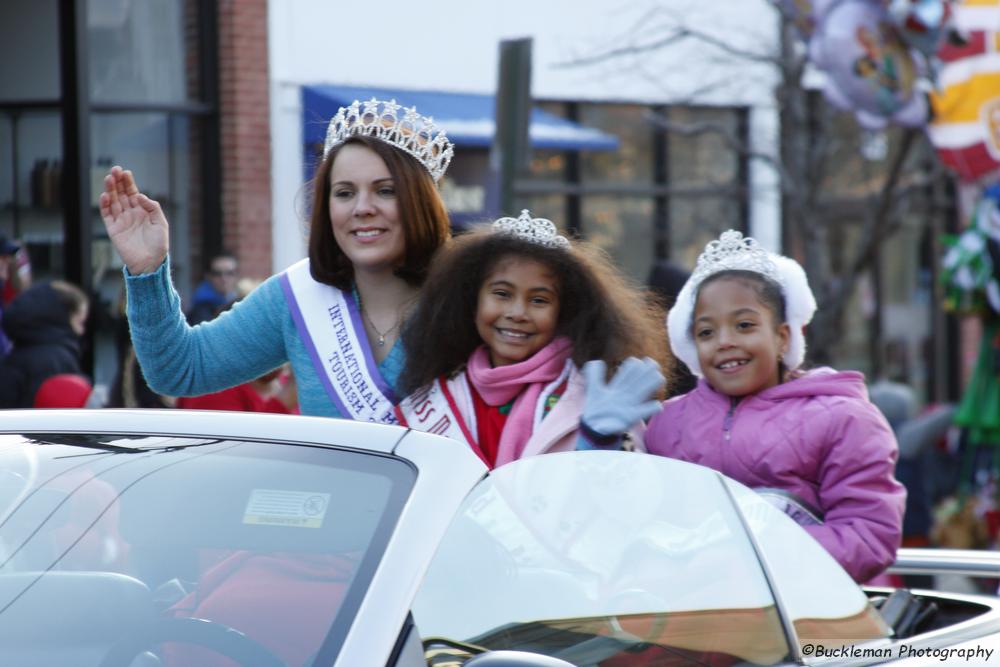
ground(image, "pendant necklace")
xmin=359 ymin=297 xmax=402 ymax=347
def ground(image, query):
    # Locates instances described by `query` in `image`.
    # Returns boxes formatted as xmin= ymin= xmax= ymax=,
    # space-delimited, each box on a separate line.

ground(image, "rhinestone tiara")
xmin=690 ymin=230 xmax=780 ymax=286
xmin=492 ymin=210 xmax=570 ymax=249
xmin=323 ymin=98 xmax=454 ymax=182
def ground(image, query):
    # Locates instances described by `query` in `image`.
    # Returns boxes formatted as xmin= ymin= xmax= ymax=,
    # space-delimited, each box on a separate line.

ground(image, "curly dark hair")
xmin=398 ymin=226 xmax=671 ymax=395
xmin=307 ymin=136 xmax=451 ymax=290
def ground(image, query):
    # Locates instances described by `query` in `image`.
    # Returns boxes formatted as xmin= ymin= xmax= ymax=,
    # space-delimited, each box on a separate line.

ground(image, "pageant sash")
xmin=755 ymin=488 xmax=824 ymax=527
xmin=396 ymin=376 xmax=492 ymax=463
xmin=280 ymin=259 xmax=397 ymax=423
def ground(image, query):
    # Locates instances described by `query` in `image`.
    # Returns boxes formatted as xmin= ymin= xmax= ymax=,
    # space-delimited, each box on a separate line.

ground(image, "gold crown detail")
xmin=492 ymin=210 xmax=570 ymax=249
xmin=323 ymin=98 xmax=454 ymax=182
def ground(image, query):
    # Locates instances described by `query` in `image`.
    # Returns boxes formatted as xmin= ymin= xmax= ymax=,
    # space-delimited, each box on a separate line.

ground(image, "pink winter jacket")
xmin=645 ymin=368 xmax=906 ymax=583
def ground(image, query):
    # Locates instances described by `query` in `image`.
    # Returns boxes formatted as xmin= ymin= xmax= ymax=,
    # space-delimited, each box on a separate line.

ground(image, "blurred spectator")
xmin=187 ymin=251 xmax=239 ymax=325
xmin=109 ymin=345 xmax=177 ymax=408
xmin=0 ymin=281 xmax=89 ymax=408
xmin=176 ymin=365 xmax=297 ymax=414
xmin=0 ymin=236 xmax=31 ymax=303
xmin=176 ymin=279 xmax=299 ymax=414
xmin=0 ymin=236 xmax=31 ymax=356
xmin=869 ymin=379 xmax=958 ymax=587
xmin=647 ymin=259 xmax=696 ymax=397
xmin=869 ymin=380 xmax=927 ymax=541
xmin=107 ymin=286 xmax=176 ymax=408
xmin=33 ymin=373 xmax=106 ymax=408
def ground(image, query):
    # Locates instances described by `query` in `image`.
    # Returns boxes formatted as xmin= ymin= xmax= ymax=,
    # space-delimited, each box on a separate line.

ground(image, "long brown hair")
xmin=307 ymin=136 xmax=451 ymax=289
xmin=399 ymin=226 xmax=671 ymax=395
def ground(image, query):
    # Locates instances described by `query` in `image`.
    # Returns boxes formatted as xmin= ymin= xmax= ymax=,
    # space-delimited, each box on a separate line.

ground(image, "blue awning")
xmin=302 ymin=84 xmax=619 ymax=153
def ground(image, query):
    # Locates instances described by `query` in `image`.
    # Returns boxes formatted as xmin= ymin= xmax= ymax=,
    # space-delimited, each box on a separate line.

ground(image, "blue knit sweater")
xmin=125 ymin=258 xmax=405 ymax=418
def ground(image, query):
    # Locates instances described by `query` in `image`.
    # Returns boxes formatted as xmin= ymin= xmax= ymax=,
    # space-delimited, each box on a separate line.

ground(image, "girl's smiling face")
xmin=692 ymin=277 xmax=790 ymax=397
xmin=476 ymin=255 xmax=560 ymax=367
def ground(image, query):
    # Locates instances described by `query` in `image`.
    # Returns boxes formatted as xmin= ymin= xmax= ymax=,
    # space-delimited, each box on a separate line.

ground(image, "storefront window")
xmin=91 ymin=112 xmax=203 ymax=301
xmin=583 ymin=196 xmax=655 ymax=280
xmin=89 ymin=112 xmax=205 ymax=388
xmin=529 ymin=150 xmax=567 ymax=182
xmin=667 ymin=107 xmax=741 ymax=188
xmin=0 ymin=112 xmax=63 ymax=279
xmin=517 ymin=195 xmax=566 ymax=232
xmin=0 ymin=0 xmax=60 ymax=102
xmin=669 ymin=196 xmax=743 ymax=268
xmin=88 ymin=0 xmax=201 ymax=104
xmin=518 ymin=101 xmax=748 ymax=284
xmin=441 ymin=151 xmax=489 ymax=222
xmin=580 ymin=105 xmax=654 ymax=185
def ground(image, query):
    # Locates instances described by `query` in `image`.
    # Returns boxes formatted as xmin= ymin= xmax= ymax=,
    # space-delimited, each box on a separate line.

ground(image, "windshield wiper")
xmin=26 ymin=434 xmax=146 ymax=454
xmin=26 ymin=434 xmax=228 ymax=456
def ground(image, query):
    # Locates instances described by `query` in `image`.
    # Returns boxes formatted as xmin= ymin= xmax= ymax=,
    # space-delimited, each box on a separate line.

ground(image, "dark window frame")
xmin=0 ymin=0 xmax=221 ymax=376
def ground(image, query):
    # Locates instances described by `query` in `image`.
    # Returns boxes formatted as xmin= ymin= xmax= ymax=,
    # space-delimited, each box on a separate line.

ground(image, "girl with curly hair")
xmin=396 ymin=210 xmax=669 ymax=468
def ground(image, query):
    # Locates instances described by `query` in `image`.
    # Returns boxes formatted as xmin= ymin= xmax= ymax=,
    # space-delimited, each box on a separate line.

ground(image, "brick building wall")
xmin=218 ymin=0 xmax=272 ymax=279
xmin=183 ymin=0 xmax=205 ymax=290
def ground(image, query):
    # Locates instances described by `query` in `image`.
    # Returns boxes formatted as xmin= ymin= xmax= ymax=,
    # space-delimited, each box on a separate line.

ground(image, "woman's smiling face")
xmin=475 ymin=255 xmax=560 ymax=367
xmin=328 ymin=143 xmax=404 ymax=275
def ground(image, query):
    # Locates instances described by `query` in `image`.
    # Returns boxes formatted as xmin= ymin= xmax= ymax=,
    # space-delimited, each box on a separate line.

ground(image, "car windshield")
xmin=0 ymin=432 xmax=415 ymax=667
xmin=413 ymin=451 xmax=889 ymax=666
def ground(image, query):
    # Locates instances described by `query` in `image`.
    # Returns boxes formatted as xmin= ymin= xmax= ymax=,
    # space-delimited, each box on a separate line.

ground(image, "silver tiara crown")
xmin=691 ymin=230 xmax=780 ymax=285
xmin=323 ymin=98 xmax=454 ymax=182
xmin=492 ymin=210 xmax=570 ymax=249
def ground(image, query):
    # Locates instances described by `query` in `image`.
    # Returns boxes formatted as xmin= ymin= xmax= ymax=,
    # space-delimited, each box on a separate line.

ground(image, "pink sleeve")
xmin=642 ymin=400 xmax=680 ymax=457
xmin=804 ymin=400 xmax=906 ymax=583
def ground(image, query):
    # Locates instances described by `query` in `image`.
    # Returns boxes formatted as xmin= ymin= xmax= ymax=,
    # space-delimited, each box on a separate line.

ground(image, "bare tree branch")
xmin=555 ymin=18 xmax=781 ymax=70
xmin=846 ymin=129 xmax=920 ymax=280
xmin=555 ymin=30 xmax=689 ymax=69
xmin=643 ymin=110 xmax=794 ymax=193
xmin=554 ymin=1 xmax=943 ymax=366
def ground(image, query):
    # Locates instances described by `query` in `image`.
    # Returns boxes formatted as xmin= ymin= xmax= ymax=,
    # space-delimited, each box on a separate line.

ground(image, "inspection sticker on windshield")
xmin=243 ymin=489 xmax=330 ymax=528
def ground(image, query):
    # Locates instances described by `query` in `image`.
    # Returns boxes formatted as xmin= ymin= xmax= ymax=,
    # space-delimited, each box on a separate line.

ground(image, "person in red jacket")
xmin=176 ymin=281 xmax=299 ymax=414
xmin=175 ymin=366 xmax=297 ymax=414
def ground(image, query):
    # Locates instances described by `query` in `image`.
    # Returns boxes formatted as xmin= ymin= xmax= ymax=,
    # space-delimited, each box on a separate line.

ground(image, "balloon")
xmin=809 ymin=0 xmax=929 ymax=129
xmin=926 ymin=0 xmax=1000 ymax=182
xmin=887 ymin=0 xmax=954 ymax=57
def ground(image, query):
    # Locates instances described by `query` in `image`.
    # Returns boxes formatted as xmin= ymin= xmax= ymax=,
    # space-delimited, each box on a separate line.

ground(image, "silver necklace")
xmin=359 ymin=299 xmax=402 ymax=347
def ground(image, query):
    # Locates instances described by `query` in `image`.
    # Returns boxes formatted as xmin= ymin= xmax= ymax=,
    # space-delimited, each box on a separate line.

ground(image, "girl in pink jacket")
xmin=646 ymin=230 xmax=905 ymax=583
xmin=396 ymin=210 xmax=667 ymax=469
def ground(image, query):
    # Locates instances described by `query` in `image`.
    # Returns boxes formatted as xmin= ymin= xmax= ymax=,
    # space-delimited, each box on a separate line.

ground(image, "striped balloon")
xmin=927 ymin=0 xmax=1000 ymax=182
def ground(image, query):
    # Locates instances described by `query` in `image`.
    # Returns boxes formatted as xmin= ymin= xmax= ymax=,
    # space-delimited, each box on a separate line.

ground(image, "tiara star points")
xmin=323 ymin=98 xmax=454 ymax=182
xmin=690 ymin=230 xmax=780 ymax=286
xmin=492 ymin=210 xmax=570 ymax=249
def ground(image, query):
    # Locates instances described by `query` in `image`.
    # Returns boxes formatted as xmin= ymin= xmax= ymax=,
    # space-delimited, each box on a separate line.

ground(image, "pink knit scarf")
xmin=466 ymin=336 xmax=574 ymax=466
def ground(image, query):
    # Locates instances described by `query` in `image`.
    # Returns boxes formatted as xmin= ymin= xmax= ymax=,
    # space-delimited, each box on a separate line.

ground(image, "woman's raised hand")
xmin=99 ymin=166 xmax=169 ymax=275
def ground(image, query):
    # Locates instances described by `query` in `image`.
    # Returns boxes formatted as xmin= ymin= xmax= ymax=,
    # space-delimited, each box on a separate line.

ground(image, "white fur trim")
xmin=667 ymin=247 xmax=817 ymax=378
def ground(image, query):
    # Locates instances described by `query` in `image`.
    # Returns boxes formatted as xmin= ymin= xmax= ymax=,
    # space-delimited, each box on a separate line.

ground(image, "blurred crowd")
xmin=0 ymin=243 xmax=298 ymax=416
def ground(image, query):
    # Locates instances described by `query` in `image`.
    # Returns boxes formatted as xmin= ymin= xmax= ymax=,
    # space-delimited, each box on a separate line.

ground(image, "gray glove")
xmin=580 ymin=357 xmax=665 ymax=444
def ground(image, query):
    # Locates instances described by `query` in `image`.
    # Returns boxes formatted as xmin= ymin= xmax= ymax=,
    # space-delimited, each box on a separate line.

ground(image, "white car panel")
xmin=0 ymin=408 xmax=408 ymax=453
xmin=334 ymin=428 xmax=487 ymax=666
